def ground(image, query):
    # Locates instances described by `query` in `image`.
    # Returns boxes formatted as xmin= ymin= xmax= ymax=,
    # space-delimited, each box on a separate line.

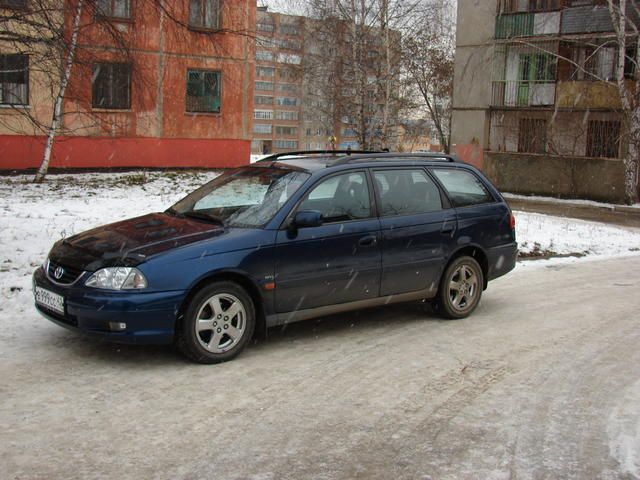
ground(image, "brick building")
xmin=0 ymin=0 xmax=254 ymax=170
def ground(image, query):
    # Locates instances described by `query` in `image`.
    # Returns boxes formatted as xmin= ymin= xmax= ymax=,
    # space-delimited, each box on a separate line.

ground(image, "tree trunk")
xmin=34 ymin=0 xmax=84 ymax=183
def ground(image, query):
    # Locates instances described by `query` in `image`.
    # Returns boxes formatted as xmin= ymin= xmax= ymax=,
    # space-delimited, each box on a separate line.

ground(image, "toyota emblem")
xmin=54 ymin=266 xmax=65 ymax=280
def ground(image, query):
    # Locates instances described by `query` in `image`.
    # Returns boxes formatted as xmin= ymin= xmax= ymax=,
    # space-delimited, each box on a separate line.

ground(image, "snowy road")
xmin=2 ymin=255 xmax=639 ymax=479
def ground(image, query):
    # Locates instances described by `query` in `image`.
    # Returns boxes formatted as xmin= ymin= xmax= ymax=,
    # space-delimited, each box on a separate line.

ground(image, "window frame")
xmin=185 ymin=68 xmax=222 ymax=114
xmin=188 ymin=0 xmax=221 ymax=31
xmin=0 ymin=53 xmax=29 ymax=106
xmin=284 ymin=169 xmax=376 ymax=228
xmin=0 ymin=0 xmax=28 ymax=9
xmin=95 ymin=0 xmax=132 ymax=21
xmin=371 ymin=167 xmax=448 ymax=219
xmin=429 ymin=167 xmax=497 ymax=209
xmin=586 ymin=120 xmax=621 ymax=158
xmin=91 ymin=62 xmax=132 ymax=110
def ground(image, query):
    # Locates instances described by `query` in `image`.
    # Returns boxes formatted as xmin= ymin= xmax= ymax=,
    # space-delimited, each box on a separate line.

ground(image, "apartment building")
xmin=452 ymin=0 xmax=635 ymax=202
xmin=0 ymin=0 xmax=254 ymax=170
xmin=251 ymin=7 xmax=382 ymax=154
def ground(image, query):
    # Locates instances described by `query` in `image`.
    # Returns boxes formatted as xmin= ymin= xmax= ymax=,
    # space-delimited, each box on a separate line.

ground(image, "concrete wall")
xmin=485 ymin=151 xmax=627 ymax=203
xmin=451 ymin=0 xmax=497 ymax=168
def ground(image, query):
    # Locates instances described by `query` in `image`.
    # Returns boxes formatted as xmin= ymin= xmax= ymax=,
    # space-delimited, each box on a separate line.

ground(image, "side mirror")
xmin=292 ymin=210 xmax=323 ymax=229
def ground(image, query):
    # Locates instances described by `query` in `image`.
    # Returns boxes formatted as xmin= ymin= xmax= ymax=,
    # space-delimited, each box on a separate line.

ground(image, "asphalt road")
xmin=2 ymin=256 xmax=640 ymax=480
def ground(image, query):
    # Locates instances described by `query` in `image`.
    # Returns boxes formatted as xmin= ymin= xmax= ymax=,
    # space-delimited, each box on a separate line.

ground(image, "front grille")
xmin=47 ymin=260 xmax=83 ymax=285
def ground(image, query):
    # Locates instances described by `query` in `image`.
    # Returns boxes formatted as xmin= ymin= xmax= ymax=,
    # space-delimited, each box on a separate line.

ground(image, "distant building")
xmin=0 ymin=0 xmax=254 ymax=170
xmin=452 ymin=0 xmax=633 ymax=202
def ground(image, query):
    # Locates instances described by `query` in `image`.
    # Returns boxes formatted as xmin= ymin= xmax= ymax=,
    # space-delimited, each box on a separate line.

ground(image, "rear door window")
xmin=431 ymin=169 xmax=494 ymax=208
xmin=373 ymin=169 xmax=443 ymax=217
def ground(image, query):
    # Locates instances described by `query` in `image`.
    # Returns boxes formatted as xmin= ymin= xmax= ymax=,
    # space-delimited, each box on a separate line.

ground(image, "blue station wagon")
xmin=33 ymin=151 xmax=517 ymax=363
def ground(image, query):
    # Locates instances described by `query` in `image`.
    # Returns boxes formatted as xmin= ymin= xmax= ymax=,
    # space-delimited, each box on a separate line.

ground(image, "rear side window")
xmin=374 ymin=169 xmax=442 ymax=217
xmin=431 ymin=169 xmax=494 ymax=207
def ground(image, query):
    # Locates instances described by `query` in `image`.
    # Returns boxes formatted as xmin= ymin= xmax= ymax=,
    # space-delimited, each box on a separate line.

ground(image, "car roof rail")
xmin=256 ymin=150 xmax=382 ymax=163
xmin=330 ymin=152 xmax=459 ymax=166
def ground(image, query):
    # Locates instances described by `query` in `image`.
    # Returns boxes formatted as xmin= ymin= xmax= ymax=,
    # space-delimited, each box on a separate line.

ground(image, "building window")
xmin=186 ymin=69 xmax=221 ymax=113
xmin=498 ymin=0 xmax=562 ymax=13
xmin=276 ymin=96 xmax=298 ymax=106
xmin=255 ymin=81 xmax=274 ymax=91
xmin=0 ymin=54 xmax=29 ymax=106
xmin=275 ymin=110 xmax=298 ymax=121
xmin=256 ymin=50 xmax=274 ymax=61
xmin=257 ymin=22 xmax=275 ymax=33
xmin=256 ymin=66 xmax=275 ymax=78
xmin=517 ymin=118 xmax=547 ymax=154
xmin=570 ymin=45 xmax=615 ymax=81
xmin=92 ymin=63 xmax=131 ymax=109
xmin=278 ymin=83 xmax=297 ymax=93
xmin=96 ymin=0 xmax=131 ymax=19
xmin=277 ymin=53 xmax=301 ymax=65
xmin=587 ymin=120 xmax=621 ymax=158
xmin=275 ymin=126 xmax=297 ymax=135
xmin=274 ymin=139 xmax=298 ymax=149
xmin=0 ymin=0 xmax=27 ymax=8
xmin=189 ymin=0 xmax=220 ymax=30
xmin=253 ymin=124 xmax=273 ymax=134
xmin=254 ymin=110 xmax=273 ymax=120
xmin=280 ymin=24 xmax=299 ymax=35
xmin=255 ymin=95 xmax=274 ymax=105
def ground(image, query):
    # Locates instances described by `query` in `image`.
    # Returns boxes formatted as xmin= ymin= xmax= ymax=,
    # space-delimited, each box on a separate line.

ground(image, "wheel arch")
xmin=446 ymin=245 xmax=489 ymax=290
xmin=176 ymin=270 xmax=267 ymax=340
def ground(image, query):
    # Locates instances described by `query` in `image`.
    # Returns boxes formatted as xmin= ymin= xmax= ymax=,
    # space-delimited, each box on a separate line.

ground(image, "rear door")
xmin=373 ymin=168 xmax=457 ymax=297
xmin=430 ymin=168 xmax=509 ymax=251
xmin=274 ymin=170 xmax=381 ymax=313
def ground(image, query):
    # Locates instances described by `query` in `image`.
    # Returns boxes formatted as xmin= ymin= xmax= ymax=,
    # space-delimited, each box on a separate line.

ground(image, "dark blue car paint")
xmin=33 ymin=159 xmax=518 ymax=345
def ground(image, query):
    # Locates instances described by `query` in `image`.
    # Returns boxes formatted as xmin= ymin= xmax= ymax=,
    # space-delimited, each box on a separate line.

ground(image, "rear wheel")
xmin=177 ymin=281 xmax=255 ymax=364
xmin=434 ymin=256 xmax=483 ymax=319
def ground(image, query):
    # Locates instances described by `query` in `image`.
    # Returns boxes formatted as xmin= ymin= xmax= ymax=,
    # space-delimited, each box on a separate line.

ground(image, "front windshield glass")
xmin=168 ymin=166 xmax=310 ymax=228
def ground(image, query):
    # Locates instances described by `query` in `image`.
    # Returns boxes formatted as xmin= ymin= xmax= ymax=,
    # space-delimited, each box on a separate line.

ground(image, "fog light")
xmin=109 ymin=322 xmax=127 ymax=332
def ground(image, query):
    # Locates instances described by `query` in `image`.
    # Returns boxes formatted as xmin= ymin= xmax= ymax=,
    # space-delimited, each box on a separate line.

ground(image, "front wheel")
xmin=177 ymin=281 xmax=255 ymax=364
xmin=434 ymin=256 xmax=483 ymax=320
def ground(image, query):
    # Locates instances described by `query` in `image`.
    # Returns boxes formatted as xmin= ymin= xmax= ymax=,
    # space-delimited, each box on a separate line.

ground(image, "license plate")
xmin=35 ymin=287 xmax=65 ymax=315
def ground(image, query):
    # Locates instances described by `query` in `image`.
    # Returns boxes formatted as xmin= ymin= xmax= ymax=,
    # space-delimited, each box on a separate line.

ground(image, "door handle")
xmin=441 ymin=221 xmax=456 ymax=236
xmin=358 ymin=235 xmax=377 ymax=247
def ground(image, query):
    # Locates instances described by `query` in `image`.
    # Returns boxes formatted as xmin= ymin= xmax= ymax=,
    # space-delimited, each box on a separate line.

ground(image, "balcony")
xmin=495 ymin=11 xmax=560 ymax=39
xmin=491 ymin=81 xmax=556 ymax=107
xmin=555 ymin=81 xmax=622 ymax=110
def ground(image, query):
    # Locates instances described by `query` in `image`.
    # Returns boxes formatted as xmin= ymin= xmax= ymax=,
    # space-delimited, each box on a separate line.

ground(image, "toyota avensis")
xmin=33 ymin=151 xmax=517 ymax=363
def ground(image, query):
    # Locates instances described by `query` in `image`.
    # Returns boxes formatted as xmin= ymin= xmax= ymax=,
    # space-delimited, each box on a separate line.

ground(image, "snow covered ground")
xmin=1 ymin=170 xmax=639 ymax=309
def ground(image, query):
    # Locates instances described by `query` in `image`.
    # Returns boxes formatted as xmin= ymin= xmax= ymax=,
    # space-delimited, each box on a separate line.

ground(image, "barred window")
xmin=517 ymin=118 xmax=547 ymax=154
xmin=189 ymin=0 xmax=220 ymax=30
xmin=0 ymin=54 xmax=28 ymax=106
xmin=587 ymin=121 xmax=621 ymax=158
xmin=96 ymin=0 xmax=131 ymax=19
xmin=92 ymin=63 xmax=131 ymax=109
xmin=186 ymin=70 xmax=221 ymax=113
xmin=254 ymin=110 xmax=273 ymax=120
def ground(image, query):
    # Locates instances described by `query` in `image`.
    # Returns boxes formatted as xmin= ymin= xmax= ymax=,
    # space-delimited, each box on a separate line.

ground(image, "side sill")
xmin=266 ymin=287 xmax=437 ymax=328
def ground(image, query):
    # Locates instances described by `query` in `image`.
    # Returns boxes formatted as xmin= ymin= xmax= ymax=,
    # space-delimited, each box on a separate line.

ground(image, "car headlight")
xmin=85 ymin=267 xmax=148 ymax=290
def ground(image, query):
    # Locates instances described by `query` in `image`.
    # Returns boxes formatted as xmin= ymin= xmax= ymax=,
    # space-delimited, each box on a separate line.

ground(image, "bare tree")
xmin=401 ymin=0 xmax=455 ymax=153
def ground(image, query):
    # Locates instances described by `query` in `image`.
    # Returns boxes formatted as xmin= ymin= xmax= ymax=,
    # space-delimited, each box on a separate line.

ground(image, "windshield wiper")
xmin=181 ymin=211 xmax=224 ymax=225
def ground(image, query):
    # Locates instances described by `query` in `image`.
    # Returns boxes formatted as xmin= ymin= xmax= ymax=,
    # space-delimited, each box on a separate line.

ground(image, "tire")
xmin=176 ymin=281 xmax=255 ymax=364
xmin=433 ymin=256 xmax=483 ymax=320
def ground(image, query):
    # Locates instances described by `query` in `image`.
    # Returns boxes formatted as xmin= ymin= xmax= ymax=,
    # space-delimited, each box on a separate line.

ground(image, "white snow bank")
xmin=505 ymin=192 xmax=640 ymax=210
xmin=608 ymin=379 xmax=640 ymax=478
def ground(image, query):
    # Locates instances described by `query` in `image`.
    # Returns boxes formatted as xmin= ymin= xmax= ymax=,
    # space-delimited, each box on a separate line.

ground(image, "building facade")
xmin=0 ymin=0 xmax=254 ymax=170
xmin=452 ymin=0 xmax=634 ymax=202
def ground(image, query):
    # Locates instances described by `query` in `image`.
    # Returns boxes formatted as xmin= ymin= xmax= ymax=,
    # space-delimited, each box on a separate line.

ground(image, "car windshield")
xmin=168 ymin=166 xmax=310 ymax=228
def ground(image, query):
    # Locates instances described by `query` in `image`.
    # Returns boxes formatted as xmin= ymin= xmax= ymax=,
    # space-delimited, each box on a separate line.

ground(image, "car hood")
xmin=49 ymin=213 xmax=225 ymax=271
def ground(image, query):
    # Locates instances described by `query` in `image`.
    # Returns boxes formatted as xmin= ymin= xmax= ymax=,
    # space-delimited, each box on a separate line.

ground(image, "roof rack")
xmin=330 ymin=152 xmax=459 ymax=166
xmin=256 ymin=150 xmax=381 ymax=163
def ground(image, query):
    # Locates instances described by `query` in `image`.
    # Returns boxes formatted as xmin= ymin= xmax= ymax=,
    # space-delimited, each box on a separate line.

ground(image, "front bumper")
xmin=33 ymin=267 xmax=185 ymax=345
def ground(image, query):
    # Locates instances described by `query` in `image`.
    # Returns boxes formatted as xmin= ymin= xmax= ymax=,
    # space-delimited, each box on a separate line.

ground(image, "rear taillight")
xmin=509 ymin=213 xmax=516 ymax=230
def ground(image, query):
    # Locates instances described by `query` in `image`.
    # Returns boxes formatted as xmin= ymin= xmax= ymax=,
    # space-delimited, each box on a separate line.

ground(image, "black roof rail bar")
xmin=256 ymin=150 xmax=381 ymax=163
xmin=330 ymin=152 xmax=459 ymax=166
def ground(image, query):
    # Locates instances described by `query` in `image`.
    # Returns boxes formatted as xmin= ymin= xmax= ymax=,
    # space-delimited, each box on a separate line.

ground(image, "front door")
xmin=274 ymin=171 xmax=381 ymax=313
